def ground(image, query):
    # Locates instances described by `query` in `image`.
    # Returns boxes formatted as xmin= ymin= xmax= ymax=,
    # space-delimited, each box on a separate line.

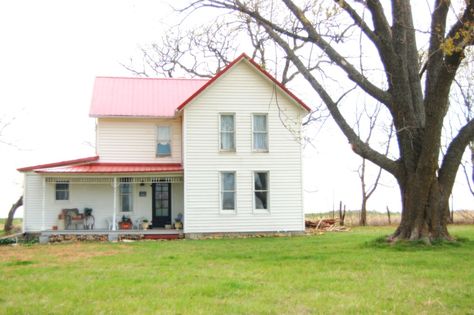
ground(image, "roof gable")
xmin=177 ymin=53 xmax=311 ymax=112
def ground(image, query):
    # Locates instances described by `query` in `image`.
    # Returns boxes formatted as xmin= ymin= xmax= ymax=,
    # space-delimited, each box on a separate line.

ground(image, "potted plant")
xmin=84 ymin=207 xmax=93 ymax=216
xmin=141 ymin=219 xmax=149 ymax=230
xmin=174 ymin=213 xmax=183 ymax=230
xmin=119 ymin=215 xmax=133 ymax=230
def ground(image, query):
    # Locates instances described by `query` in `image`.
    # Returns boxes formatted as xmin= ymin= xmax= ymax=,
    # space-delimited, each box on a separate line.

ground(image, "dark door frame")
xmin=152 ymin=183 xmax=172 ymax=228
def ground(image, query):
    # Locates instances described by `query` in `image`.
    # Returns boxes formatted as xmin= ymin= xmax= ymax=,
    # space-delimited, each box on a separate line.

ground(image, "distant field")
xmin=0 ymin=226 xmax=473 ymax=314
xmin=306 ymin=210 xmax=474 ymax=226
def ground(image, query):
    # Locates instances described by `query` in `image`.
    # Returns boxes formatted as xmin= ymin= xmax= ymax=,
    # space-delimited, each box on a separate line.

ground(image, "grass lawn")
xmin=0 ymin=226 xmax=473 ymax=314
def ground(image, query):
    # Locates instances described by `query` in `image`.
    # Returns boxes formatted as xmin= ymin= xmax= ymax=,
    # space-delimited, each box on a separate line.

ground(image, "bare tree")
xmin=4 ymin=196 xmax=22 ymax=234
xmin=174 ymin=0 xmax=474 ymax=242
xmin=355 ymin=105 xmax=393 ymax=226
xmin=1 ymin=116 xmax=23 ymax=234
xmin=123 ymin=14 xmax=307 ymax=86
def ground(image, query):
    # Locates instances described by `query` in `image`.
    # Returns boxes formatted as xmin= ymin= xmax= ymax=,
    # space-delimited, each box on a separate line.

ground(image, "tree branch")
xmin=281 ymin=0 xmax=391 ymax=106
xmin=334 ymin=0 xmax=381 ymax=47
xmin=258 ymin=18 xmax=398 ymax=175
xmin=439 ymin=118 xmax=474 ymax=190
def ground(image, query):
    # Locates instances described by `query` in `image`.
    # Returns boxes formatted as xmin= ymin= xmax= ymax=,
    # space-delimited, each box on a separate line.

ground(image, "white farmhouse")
xmin=18 ymin=54 xmax=311 ymax=239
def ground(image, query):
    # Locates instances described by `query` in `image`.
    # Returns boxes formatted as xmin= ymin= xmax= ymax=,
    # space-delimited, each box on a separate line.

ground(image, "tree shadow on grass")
xmin=4 ymin=260 xmax=36 ymax=267
xmin=363 ymin=235 xmax=471 ymax=251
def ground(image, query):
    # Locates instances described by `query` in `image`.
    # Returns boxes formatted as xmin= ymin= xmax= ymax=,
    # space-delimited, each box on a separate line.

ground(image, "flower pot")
xmin=119 ymin=222 xmax=132 ymax=230
xmin=175 ymin=222 xmax=183 ymax=230
xmin=141 ymin=223 xmax=149 ymax=230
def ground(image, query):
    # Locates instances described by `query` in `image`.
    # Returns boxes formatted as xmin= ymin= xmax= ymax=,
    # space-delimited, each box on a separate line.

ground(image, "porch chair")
xmin=133 ymin=217 xmax=146 ymax=230
xmin=105 ymin=216 xmax=118 ymax=230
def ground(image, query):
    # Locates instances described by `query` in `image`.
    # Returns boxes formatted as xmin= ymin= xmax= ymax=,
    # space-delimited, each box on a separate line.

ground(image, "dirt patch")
xmin=0 ymin=243 xmax=131 ymax=265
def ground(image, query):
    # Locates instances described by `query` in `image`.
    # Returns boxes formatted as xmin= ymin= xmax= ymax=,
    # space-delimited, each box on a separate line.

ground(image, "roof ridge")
xmin=95 ymin=76 xmax=209 ymax=81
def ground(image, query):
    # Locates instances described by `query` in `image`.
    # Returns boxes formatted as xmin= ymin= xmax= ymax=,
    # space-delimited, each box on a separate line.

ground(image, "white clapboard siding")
xmin=24 ymin=173 xmax=43 ymax=232
xmin=97 ymin=117 xmax=182 ymax=163
xmin=183 ymin=60 xmax=305 ymax=233
xmin=23 ymin=177 xmax=183 ymax=231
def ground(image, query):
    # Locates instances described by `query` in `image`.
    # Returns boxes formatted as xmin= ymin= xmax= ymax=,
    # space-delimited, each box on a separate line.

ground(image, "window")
xmin=55 ymin=183 xmax=69 ymax=200
xmin=220 ymin=172 xmax=236 ymax=211
xmin=157 ymin=126 xmax=171 ymax=156
xmin=120 ymin=183 xmax=133 ymax=212
xmin=254 ymin=172 xmax=269 ymax=210
xmin=253 ymin=114 xmax=268 ymax=151
xmin=220 ymin=114 xmax=235 ymax=151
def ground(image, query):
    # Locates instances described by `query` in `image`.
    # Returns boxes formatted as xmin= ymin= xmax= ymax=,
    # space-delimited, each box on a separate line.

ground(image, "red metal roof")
xmin=177 ymin=53 xmax=312 ymax=112
xmin=89 ymin=54 xmax=311 ymax=118
xmin=17 ymin=156 xmax=100 ymax=172
xmin=89 ymin=77 xmax=208 ymax=117
xmin=35 ymin=163 xmax=183 ymax=174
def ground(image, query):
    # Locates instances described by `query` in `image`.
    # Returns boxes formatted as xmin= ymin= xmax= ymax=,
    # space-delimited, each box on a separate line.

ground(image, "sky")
xmin=0 ymin=0 xmax=472 ymax=218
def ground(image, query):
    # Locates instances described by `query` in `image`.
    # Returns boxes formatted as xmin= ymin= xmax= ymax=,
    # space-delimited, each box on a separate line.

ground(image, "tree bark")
xmin=389 ymin=172 xmax=451 ymax=243
xmin=4 ymin=196 xmax=23 ymax=234
xmin=360 ymin=198 xmax=367 ymax=226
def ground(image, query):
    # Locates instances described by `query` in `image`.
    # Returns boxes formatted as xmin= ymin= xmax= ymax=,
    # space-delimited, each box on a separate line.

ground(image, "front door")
xmin=152 ymin=183 xmax=172 ymax=227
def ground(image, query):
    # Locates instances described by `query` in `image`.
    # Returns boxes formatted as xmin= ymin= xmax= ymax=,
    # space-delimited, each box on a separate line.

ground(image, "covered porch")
xmin=28 ymin=164 xmax=184 ymax=234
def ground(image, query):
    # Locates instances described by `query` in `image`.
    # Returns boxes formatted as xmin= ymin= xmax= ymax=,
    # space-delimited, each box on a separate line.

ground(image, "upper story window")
xmin=157 ymin=126 xmax=171 ymax=157
xmin=120 ymin=182 xmax=133 ymax=212
xmin=220 ymin=114 xmax=235 ymax=151
xmin=253 ymin=114 xmax=268 ymax=151
xmin=55 ymin=182 xmax=69 ymax=201
xmin=220 ymin=171 xmax=236 ymax=211
xmin=254 ymin=172 xmax=269 ymax=210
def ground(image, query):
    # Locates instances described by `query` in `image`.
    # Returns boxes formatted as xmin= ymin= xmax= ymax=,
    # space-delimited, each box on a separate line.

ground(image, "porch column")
xmin=41 ymin=177 xmax=46 ymax=231
xmin=112 ymin=177 xmax=117 ymax=231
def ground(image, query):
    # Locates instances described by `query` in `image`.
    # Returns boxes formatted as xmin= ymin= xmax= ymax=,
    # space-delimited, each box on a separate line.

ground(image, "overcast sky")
xmin=0 ymin=0 xmax=472 ymax=218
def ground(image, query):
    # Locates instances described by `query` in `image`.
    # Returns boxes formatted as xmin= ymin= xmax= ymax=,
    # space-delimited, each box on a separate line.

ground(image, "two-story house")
xmin=18 ymin=54 xmax=310 ymax=239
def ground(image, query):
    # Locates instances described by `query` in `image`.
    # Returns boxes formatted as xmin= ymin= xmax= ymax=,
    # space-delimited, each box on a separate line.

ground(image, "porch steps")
xmin=143 ymin=233 xmax=181 ymax=240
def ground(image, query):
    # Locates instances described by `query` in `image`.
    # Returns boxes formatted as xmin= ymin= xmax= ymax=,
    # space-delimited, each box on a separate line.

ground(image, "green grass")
xmin=0 ymin=226 xmax=473 ymax=314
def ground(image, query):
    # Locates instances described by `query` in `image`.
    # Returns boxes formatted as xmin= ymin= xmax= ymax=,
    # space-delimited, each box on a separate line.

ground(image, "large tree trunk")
xmin=389 ymin=172 xmax=451 ymax=243
xmin=4 ymin=196 xmax=23 ymax=234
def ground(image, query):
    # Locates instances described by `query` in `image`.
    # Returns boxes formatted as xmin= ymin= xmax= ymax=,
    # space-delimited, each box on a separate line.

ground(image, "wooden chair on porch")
xmin=62 ymin=208 xmax=84 ymax=230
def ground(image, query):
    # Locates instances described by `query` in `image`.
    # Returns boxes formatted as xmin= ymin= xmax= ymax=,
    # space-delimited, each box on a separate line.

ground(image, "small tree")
xmin=1 ymin=116 xmax=23 ymax=234
xmin=355 ymin=105 xmax=393 ymax=226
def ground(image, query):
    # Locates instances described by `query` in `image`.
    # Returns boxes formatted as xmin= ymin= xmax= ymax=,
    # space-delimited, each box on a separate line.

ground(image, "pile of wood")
xmin=305 ymin=219 xmax=350 ymax=232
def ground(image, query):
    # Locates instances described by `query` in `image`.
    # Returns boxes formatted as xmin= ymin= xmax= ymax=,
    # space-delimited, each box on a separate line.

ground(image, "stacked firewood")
xmin=305 ymin=219 xmax=350 ymax=232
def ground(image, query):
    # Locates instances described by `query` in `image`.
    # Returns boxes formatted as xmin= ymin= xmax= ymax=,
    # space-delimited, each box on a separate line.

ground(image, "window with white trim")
xmin=55 ymin=183 xmax=69 ymax=200
xmin=120 ymin=183 xmax=133 ymax=212
xmin=220 ymin=171 xmax=236 ymax=211
xmin=253 ymin=114 xmax=268 ymax=151
xmin=254 ymin=172 xmax=269 ymax=210
xmin=220 ymin=114 xmax=235 ymax=151
xmin=156 ymin=126 xmax=171 ymax=156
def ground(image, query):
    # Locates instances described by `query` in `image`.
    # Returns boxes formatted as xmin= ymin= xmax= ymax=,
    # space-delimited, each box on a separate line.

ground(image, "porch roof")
xmin=35 ymin=163 xmax=183 ymax=174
